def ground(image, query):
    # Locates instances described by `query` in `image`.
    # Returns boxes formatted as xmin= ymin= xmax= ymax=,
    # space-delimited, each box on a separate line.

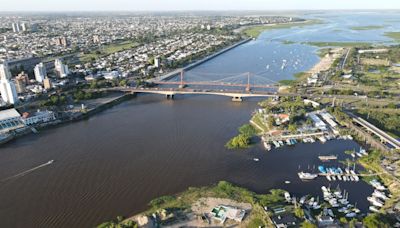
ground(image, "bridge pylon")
xmin=245 ymin=72 xmax=251 ymax=92
xmin=179 ymin=70 xmax=186 ymax=89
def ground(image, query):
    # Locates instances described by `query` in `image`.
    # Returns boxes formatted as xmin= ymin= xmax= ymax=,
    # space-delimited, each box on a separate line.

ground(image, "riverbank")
xmin=97 ymin=181 xmax=286 ymax=228
xmin=240 ymin=19 xmax=323 ymax=38
xmin=308 ymin=47 xmax=346 ymax=74
xmin=0 ymin=93 xmax=134 ymax=146
xmin=150 ymin=37 xmax=253 ymax=82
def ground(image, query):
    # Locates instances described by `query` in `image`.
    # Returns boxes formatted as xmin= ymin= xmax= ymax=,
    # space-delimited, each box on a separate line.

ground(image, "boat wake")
xmin=1 ymin=160 xmax=54 ymax=183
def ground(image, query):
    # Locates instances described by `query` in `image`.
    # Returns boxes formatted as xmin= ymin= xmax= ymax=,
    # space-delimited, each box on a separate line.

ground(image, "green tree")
xmin=288 ymin=124 xmax=297 ymax=133
xmin=239 ymin=124 xmax=256 ymax=137
xmin=225 ymin=134 xmax=250 ymax=149
xmin=300 ymin=221 xmax=317 ymax=228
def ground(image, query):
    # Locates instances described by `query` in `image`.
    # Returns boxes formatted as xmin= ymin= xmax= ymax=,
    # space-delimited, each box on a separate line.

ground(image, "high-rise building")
xmin=21 ymin=23 xmax=27 ymax=32
xmin=54 ymin=59 xmax=69 ymax=78
xmin=93 ymin=35 xmax=101 ymax=44
xmin=34 ymin=63 xmax=47 ymax=83
xmin=0 ymin=80 xmax=18 ymax=104
xmin=0 ymin=62 xmax=12 ymax=81
xmin=14 ymin=72 xmax=29 ymax=94
xmin=43 ymin=78 xmax=52 ymax=90
xmin=55 ymin=37 xmax=68 ymax=47
xmin=11 ymin=23 xmax=20 ymax=33
xmin=0 ymin=63 xmax=18 ymax=104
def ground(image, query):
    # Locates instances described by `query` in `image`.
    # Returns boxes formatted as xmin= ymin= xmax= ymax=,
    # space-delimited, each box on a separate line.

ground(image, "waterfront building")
xmin=34 ymin=63 xmax=47 ymax=83
xmin=54 ymin=59 xmax=69 ymax=78
xmin=0 ymin=80 xmax=18 ymax=104
xmin=22 ymin=110 xmax=56 ymax=126
xmin=0 ymin=108 xmax=25 ymax=134
xmin=43 ymin=78 xmax=52 ymax=90
xmin=307 ymin=113 xmax=327 ymax=131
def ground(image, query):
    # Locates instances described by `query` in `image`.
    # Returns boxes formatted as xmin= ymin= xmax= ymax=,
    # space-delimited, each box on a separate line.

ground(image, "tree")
xmin=294 ymin=207 xmax=304 ymax=218
xmin=288 ymin=124 xmax=297 ymax=133
xmin=363 ymin=214 xmax=390 ymax=228
xmin=239 ymin=124 xmax=256 ymax=137
xmin=225 ymin=134 xmax=250 ymax=149
xmin=300 ymin=221 xmax=317 ymax=228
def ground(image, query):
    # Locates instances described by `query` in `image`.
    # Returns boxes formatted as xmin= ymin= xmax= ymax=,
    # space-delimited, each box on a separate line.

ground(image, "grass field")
xmin=385 ymin=32 xmax=400 ymax=42
xmin=350 ymin=25 xmax=385 ymax=30
xmin=242 ymin=19 xmax=323 ymax=38
xmin=303 ymin=41 xmax=371 ymax=47
xmin=80 ymin=41 xmax=139 ymax=62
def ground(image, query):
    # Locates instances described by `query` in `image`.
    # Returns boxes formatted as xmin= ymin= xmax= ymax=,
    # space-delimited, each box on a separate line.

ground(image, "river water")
xmin=1 ymin=12 xmax=399 ymax=227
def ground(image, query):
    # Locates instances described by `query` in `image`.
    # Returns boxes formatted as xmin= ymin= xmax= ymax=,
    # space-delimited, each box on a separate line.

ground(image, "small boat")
xmin=284 ymin=192 xmax=291 ymax=202
xmin=367 ymin=197 xmax=384 ymax=207
xmin=263 ymin=141 xmax=272 ymax=151
xmin=298 ymin=172 xmax=318 ymax=180
xmin=253 ymin=158 xmax=260 ymax=162
xmin=345 ymin=212 xmax=357 ymax=218
xmin=47 ymin=160 xmax=54 ymax=164
xmin=318 ymin=155 xmax=338 ymax=162
xmin=318 ymin=166 xmax=327 ymax=173
xmin=326 ymin=175 xmax=332 ymax=181
xmin=369 ymin=206 xmax=380 ymax=213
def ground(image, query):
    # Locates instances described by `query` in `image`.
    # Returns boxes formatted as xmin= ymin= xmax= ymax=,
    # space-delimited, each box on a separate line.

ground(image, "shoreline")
xmin=1 ymin=37 xmax=254 ymax=147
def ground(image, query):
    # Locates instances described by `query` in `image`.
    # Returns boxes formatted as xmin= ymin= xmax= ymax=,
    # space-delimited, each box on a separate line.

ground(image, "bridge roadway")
xmin=119 ymin=87 xmax=277 ymax=101
xmin=347 ymin=112 xmax=400 ymax=150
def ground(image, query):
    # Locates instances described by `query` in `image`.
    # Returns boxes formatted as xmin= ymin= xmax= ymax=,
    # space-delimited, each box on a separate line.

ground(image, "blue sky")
xmin=1 ymin=0 xmax=399 ymax=11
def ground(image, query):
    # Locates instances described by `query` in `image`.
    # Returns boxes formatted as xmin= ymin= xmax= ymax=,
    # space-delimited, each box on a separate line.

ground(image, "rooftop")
xmin=0 ymin=108 xmax=21 ymax=121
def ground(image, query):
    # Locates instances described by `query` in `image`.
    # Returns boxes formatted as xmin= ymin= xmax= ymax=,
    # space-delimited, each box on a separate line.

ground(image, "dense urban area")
xmin=1 ymin=11 xmax=400 ymax=228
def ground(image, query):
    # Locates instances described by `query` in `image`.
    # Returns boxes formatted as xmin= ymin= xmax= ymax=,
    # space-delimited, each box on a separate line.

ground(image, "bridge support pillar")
xmin=166 ymin=94 xmax=174 ymax=99
xmin=232 ymin=96 xmax=243 ymax=102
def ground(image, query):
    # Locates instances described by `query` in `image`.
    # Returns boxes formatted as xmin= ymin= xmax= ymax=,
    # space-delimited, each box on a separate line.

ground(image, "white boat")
xmin=343 ymin=176 xmax=348 ymax=181
xmin=345 ymin=212 xmax=357 ymax=218
xmin=326 ymin=175 xmax=332 ymax=181
xmin=263 ymin=141 xmax=271 ymax=151
xmin=331 ymin=175 xmax=336 ymax=181
xmin=298 ymin=172 xmax=318 ymax=180
xmin=373 ymin=190 xmax=389 ymax=200
xmin=253 ymin=158 xmax=260 ymax=162
xmin=318 ymin=136 xmax=327 ymax=143
xmin=47 ymin=160 xmax=54 ymax=164
xmin=337 ymin=175 xmax=342 ymax=181
xmin=367 ymin=197 xmax=384 ymax=207
xmin=369 ymin=206 xmax=380 ymax=213
xmin=284 ymin=192 xmax=291 ymax=202
xmin=300 ymin=196 xmax=307 ymax=205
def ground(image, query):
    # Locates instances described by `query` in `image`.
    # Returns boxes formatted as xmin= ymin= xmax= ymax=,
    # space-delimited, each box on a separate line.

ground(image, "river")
xmin=1 ymin=11 xmax=400 ymax=227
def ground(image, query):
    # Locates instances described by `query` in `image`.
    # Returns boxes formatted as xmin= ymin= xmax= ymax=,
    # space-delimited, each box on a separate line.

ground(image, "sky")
xmin=0 ymin=0 xmax=399 ymax=11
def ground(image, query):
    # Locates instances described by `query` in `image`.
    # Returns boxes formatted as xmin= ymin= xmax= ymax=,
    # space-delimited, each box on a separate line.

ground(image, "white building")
xmin=0 ymin=63 xmax=18 ymax=104
xmin=12 ymin=23 xmax=20 ymax=33
xmin=0 ymin=62 xmax=12 ymax=81
xmin=22 ymin=110 xmax=56 ymax=126
xmin=0 ymin=108 xmax=24 ymax=134
xmin=34 ymin=63 xmax=47 ymax=83
xmin=54 ymin=59 xmax=69 ymax=78
xmin=0 ymin=80 xmax=18 ymax=104
xmin=308 ymin=113 xmax=327 ymax=131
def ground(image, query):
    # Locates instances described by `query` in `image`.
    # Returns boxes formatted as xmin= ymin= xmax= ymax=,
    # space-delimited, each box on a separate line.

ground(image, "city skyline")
xmin=1 ymin=0 xmax=400 ymax=11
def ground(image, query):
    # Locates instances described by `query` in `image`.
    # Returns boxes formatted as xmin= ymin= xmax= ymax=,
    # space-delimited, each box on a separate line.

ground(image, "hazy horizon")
xmin=0 ymin=0 xmax=399 ymax=12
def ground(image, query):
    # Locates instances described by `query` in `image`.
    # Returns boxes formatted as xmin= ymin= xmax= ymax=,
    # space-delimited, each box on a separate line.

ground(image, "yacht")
xmin=298 ymin=172 xmax=318 ymax=180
